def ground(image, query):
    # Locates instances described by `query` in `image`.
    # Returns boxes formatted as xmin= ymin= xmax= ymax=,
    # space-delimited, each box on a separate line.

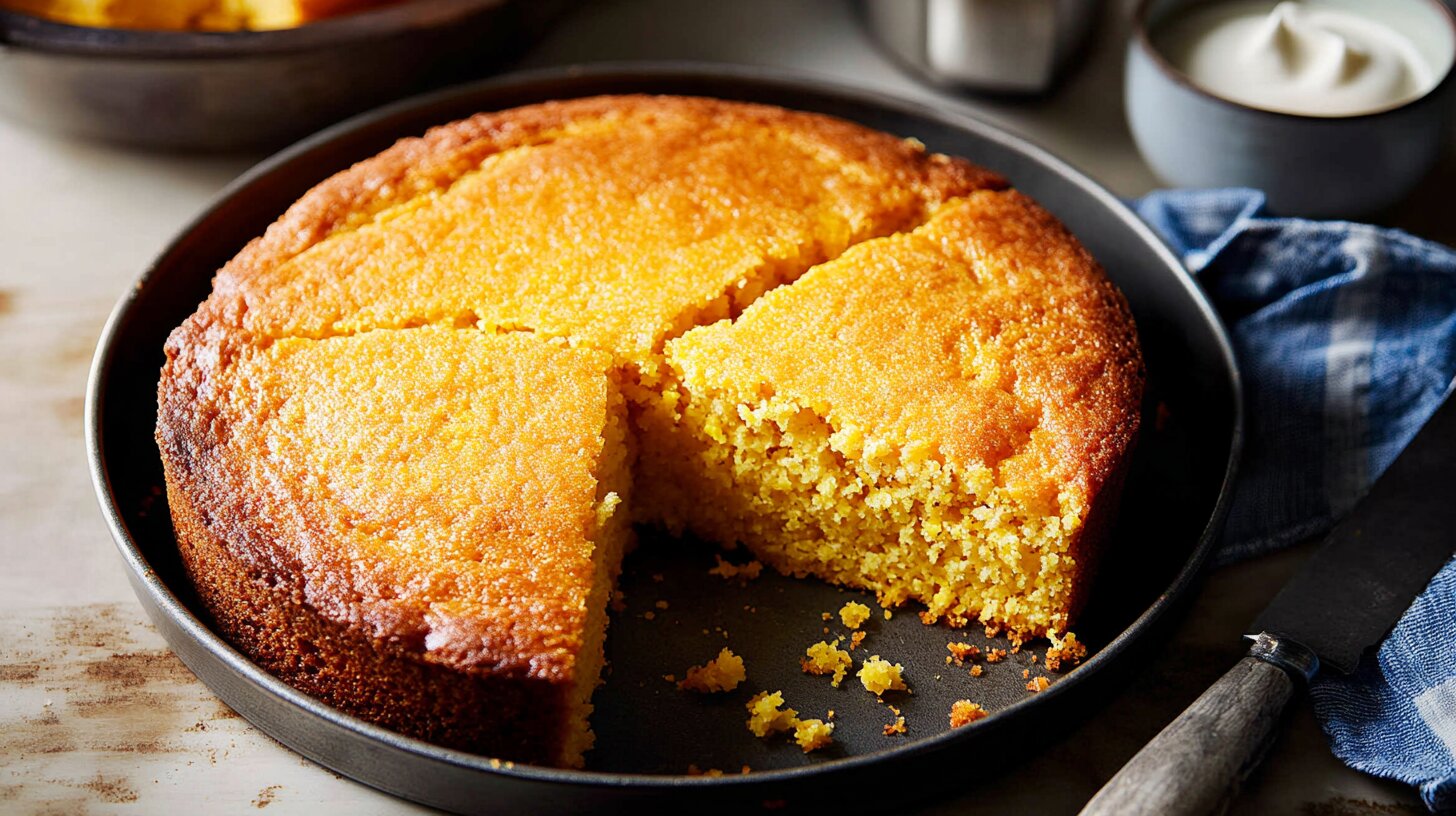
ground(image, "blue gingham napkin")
xmin=1131 ymin=189 xmax=1456 ymax=812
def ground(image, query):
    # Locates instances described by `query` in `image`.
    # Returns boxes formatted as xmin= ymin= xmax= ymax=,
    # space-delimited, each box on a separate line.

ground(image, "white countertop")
xmin=0 ymin=0 xmax=1446 ymax=812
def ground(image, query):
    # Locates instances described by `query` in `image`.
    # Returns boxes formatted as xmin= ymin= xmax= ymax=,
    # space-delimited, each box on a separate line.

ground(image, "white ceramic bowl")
xmin=1126 ymin=0 xmax=1456 ymax=218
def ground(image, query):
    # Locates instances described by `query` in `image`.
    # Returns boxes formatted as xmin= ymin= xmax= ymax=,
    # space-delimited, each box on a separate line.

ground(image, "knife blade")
xmin=1252 ymin=388 xmax=1456 ymax=674
xmin=1084 ymin=389 xmax=1456 ymax=816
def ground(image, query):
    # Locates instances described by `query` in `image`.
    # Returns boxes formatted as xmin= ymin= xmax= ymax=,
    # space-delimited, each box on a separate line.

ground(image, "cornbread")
xmin=839 ymin=602 xmax=872 ymax=629
xmin=679 ymin=648 xmax=746 ymax=693
xmin=158 ymin=94 xmax=1141 ymax=767
xmin=158 ymin=327 xmax=630 ymax=767
xmin=949 ymin=700 xmax=988 ymax=728
xmin=857 ymin=657 xmax=908 ymax=695
xmin=801 ymin=641 xmax=852 ymax=687
xmin=644 ymin=191 xmax=1141 ymax=637
xmin=0 ymin=0 xmax=397 ymax=29
xmin=792 ymin=719 xmax=835 ymax=753
xmin=745 ymin=691 xmax=798 ymax=738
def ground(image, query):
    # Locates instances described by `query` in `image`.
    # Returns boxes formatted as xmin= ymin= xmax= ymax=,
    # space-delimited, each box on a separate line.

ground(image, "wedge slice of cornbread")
xmin=641 ymin=191 xmax=1143 ymax=636
xmin=157 ymin=325 xmax=632 ymax=767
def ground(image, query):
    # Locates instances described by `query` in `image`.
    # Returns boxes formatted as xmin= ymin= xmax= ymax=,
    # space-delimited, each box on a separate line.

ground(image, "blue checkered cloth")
xmin=1131 ymin=189 xmax=1456 ymax=812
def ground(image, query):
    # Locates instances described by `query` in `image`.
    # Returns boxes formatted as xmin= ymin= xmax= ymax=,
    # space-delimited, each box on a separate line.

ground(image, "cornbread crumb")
xmin=984 ymin=624 xmax=1001 ymax=639
xmin=919 ymin=611 xmax=936 ymax=625
xmin=652 ymin=574 xmax=664 ymax=582
xmin=850 ymin=631 xmax=867 ymax=651
xmin=1045 ymin=632 xmax=1087 ymax=672
xmin=687 ymin=765 xmax=725 ymax=777
xmin=1026 ymin=676 xmax=1051 ymax=693
xmin=883 ymin=609 xmax=893 ymax=621
xmin=709 ymin=556 xmax=763 ymax=582
xmin=1022 ymin=669 xmax=1030 ymax=679
xmin=655 ymin=600 xmax=669 ymax=610
xmin=827 ymin=710 xmax=835 ymax=720
xmin=746 ymin=691 xmax=798 ymax=737
xmin=610 ymin=590 xmax=627 ymax=612
xmin=793 ymin=718 xmax=835 ymax=753
xmin=680 ymin=648 xmax=746 ymax=693
xmin=970 ymin=665 xmax=984 ymax=678
xmin=821 ymin=612 xmax=833 ymax=621
xmin=802 ymin=641 xmax=853 ymax=687
xmin=883 ymin=717 xmax=907 ymax=736
xmin=947 ymin=642 xmax=981 ymax=665
xmin=643 ymin=611 xmax=656 ymax=621
xmin=949 ymin=700 xmax=988 ymax=728
xmin=857 ymin=656 xmax=907 ymax=695
xmin=985 ymin=649 xmax=1007 ymax=663
xmin=663 ymin=674 xmax=676 ymax=683
xmin=839 ymin=602 xmax=872 ymax=629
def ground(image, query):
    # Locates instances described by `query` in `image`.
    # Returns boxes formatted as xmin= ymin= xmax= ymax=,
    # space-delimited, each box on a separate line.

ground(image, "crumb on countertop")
xmin=849 ymin=631 xmax=866 ymax=651
xmin=883 ymin=609 xmax=893 ymax=621
xmin=883 ymin=716 xmax=907 ymax=736
xmin=680 ymin=648 xmax=746 ymax=693
xmin=985 ymin=648 xmax=1007 ymax=663
xmin=857 ymin=655 xmax=907 ymax=695
xmin=949 ymin=700 xmax=988 ymax=728
xmin=970 ymin=664 xmax=984 ymax=678
xmin=1026 ymin=676 xmax=1051 ymax=694
xmin=802 ymin=640 xmax=852 ymax=687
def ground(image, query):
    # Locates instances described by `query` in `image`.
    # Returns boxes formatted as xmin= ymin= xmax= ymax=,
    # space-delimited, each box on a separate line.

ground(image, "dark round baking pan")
xmin=86 ymin=63 xmax=1242 ymax=814
xmin=0 ymin=0 xmax=571 ymax=151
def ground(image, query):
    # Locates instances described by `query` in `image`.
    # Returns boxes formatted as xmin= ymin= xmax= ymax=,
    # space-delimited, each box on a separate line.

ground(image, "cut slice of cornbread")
xmin=157 ymin=325 xmax=632 ymax=767
xmin=643 ymin=190 xmax=1143 ymax=636
xmin=209 ymin=96 xmax=1002 ymax=377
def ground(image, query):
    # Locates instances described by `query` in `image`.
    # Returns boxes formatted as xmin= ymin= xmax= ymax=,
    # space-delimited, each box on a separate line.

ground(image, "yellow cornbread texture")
xmin=0 ymin=0 xmax=397 ymax=29
xmin=159 ymin=328 xmax=630 ymax=767
xmin=745 ymin=691 xmax=798 ymax=738
xmin=159 ymin=95 xmax=1140 ymax=768
xmin=679 ymin=648 xmax=746 ymax=693
xmin=950 ymin=700 xmax=988 ymax=728
xmin=801 ymin=640 xmax=852 ymax=687
xmin=643 ymin=191 xmax=1141 ymax=637
xmin=857 ymin=656 xmax=908 ymax=695
xmin=839 ymin=602 xmax=872 ymax=629
xmin=793 ymin=718 xmax=835 ymax=753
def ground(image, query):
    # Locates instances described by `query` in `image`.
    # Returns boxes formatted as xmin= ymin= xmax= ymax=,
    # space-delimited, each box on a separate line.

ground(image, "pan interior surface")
xmin=88 ymin=65 xmax=1238 ymax=810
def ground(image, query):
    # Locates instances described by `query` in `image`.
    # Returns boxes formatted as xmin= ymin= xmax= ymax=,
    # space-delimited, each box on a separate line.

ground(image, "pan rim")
xmin=85 ymin=60 xmax=1244 ymax=794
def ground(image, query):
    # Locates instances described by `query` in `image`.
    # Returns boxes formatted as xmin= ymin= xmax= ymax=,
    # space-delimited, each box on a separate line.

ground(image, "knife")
xmin=1082 ymin=390 xmax=1456 ymax=816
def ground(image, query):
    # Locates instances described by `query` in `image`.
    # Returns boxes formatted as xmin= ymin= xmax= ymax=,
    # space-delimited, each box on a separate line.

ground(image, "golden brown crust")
xmin=158 ymin=94 xmax=1132 ymax=765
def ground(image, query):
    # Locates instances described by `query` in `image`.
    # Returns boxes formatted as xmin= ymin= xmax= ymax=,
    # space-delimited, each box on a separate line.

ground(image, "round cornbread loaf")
xmin=157 ymin=95 xmax=1141 ymax=767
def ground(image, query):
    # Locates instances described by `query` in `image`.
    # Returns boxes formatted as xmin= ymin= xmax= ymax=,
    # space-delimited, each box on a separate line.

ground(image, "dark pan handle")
xmin=1080 ymin=637 xmax=1310 ymax=816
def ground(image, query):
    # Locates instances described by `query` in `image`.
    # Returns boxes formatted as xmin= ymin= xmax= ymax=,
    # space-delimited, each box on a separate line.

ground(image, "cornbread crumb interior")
xmin=158 ymin=95 xmax=1141 ymax=769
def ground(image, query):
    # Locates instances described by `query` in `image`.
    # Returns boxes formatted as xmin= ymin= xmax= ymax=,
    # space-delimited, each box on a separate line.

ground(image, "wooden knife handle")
xmin=1079 ymin=654 xmax=1297 ymax=816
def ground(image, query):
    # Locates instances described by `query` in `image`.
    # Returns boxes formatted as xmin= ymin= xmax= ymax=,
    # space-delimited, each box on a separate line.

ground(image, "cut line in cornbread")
xmin=640 ymin=191 xmax=1141 ymax=637
xmin=158 ymin=95 xmax=1140 ymax=769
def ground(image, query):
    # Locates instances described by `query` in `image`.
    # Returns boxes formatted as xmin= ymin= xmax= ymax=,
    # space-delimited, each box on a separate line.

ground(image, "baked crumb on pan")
xmin=802 ymin=641 xmax=853 ymax=687
xmin=857 ymin=656 xmax=908 ymax=695
xmin=950 ymin=700 xmax=988 ymax=728
xmin=680 ymin=648 xmax=746 ymax=693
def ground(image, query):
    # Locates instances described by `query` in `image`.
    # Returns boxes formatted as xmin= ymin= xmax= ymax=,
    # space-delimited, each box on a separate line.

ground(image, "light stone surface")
xmin=1 ymin=0 xmax=1446 ymax=812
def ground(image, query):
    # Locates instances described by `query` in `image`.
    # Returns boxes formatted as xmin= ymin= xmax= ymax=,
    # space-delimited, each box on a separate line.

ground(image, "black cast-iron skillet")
xmin=86 ymin=63 xmax=1242 ymax=815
